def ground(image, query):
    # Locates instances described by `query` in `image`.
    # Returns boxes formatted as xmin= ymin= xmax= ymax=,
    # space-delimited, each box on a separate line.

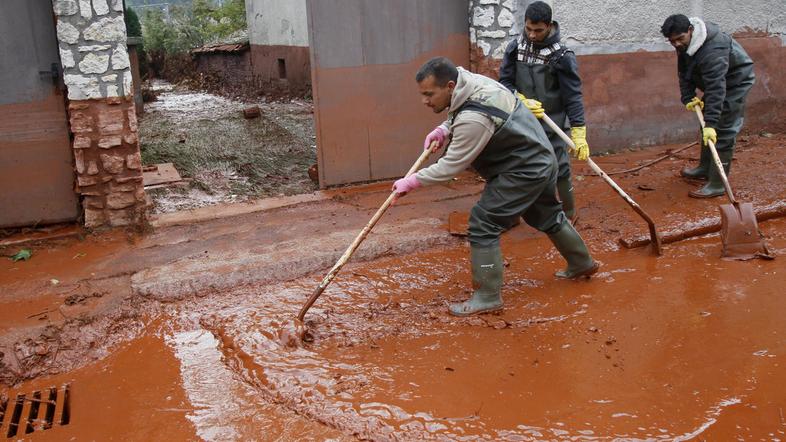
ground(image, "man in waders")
xmin=498 ymin=1 xmax=588 ymax=223
xmin=392 ymin=57 xmax=599 ymax=317
xmin=661 ymin=14 xmax=755 ymax=198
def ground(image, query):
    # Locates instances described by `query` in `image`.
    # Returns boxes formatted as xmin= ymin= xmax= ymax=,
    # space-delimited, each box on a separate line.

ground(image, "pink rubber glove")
xmin=392 ymin=174 xmax=421 ymax=196
xmin=424 ymin=126 xmax=448 ymax=152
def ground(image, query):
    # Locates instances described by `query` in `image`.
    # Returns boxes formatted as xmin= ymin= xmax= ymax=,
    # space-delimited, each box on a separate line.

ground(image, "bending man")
xmin=661 ymin=14 xmax=755 ymax=197
xmin=393 ymin=57 xmax=598 ymax=317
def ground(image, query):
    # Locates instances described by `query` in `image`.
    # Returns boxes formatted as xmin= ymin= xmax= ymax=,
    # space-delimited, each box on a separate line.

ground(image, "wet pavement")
xmin=1 ymin=134 xmax=785 ymax=440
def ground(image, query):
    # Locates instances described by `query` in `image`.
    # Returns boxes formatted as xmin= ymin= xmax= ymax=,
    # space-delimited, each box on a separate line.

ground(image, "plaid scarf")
xmin=516 ymin=37 xmax=564 ymax=65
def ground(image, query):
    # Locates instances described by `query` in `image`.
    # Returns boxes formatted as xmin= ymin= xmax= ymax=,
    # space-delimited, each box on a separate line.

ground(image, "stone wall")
xmin=468 ymin=0 xmax=786 ymax=150
xmin=52 ymin=0 xmax=146 ymax=228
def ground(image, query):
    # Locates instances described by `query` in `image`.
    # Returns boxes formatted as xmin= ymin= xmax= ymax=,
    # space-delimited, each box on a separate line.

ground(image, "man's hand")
xmin=516 ymin=92 xmax=545 ymax=119
xmin=686 ymin=96 xmax=704 ymax=111
xmin=702 ymin=127 xmax=717 ymax=146
xmin=424 ymin=126 xmax=448 ymax=153
xmin=570 ymin=126 xmax=590 ymax=161
xmin=392 ymin=174 xmax=421 ymax=203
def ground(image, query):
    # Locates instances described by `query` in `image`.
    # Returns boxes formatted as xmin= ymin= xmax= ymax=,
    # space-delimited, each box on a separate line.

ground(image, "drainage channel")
xmin=1 ymin=384 xmax=70 ymax=438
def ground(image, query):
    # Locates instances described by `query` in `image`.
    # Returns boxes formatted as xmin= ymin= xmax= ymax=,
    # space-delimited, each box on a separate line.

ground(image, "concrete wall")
xmin=469 ymin=0 xmax=786 ymax=151
xmin=245 ymin=0 xmax=311 ymax=96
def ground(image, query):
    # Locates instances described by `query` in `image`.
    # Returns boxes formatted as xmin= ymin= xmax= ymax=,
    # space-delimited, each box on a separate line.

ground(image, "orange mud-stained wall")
xmin=307 ymin=0 xmax=471 ymax=187
xmin=469 ymin=0 xmax=786 ymax=152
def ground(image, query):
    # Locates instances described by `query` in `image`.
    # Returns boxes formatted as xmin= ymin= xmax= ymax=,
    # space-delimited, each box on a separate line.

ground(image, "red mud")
xmin=1 ymin=134 xmax=785 ymax=440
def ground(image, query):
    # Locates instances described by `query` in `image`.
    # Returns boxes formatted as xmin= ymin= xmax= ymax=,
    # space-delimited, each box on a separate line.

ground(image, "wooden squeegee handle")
xmin=297 ymin=143 xmax=434 ymax=322
xmin=541 ymin=114 xmax=656 ymax=223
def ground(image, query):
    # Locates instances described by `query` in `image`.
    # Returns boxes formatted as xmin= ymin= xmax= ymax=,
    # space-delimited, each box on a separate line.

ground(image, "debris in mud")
xmin=243 ymin=105 xmax=261 ymax=119
xmin=10 ymin=249 xmax=32 ymax=262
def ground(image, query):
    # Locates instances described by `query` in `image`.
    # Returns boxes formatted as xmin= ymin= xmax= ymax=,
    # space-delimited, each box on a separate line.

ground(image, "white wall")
xmin=472 ymin=0 xmax=786 ymax=58
xmin=245 ymin=0 xmax=309 ymax=47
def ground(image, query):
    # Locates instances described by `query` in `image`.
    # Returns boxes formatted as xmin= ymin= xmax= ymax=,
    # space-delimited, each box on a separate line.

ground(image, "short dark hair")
xmin=661 ymin=14 xmax=692 ymax=37
xmin=415 ymin=57 xmax=458 ymax=86
xmin=525 ymin=1 xmax=552 ymax=24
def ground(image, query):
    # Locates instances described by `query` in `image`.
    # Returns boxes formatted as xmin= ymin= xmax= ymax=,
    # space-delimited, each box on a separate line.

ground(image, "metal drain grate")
xmin=1 ymin=384 xmax=70 ymax=438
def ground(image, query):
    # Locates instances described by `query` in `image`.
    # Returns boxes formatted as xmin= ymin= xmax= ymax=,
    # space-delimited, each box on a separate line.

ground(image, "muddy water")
xmin=8 ymin=219 xmax=785 ymax=440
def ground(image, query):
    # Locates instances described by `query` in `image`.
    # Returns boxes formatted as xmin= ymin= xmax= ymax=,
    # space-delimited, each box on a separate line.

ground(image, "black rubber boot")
xmin=548 ymin=220 xmax=599 ymax=279
xmin=681 ymin=144 xmax=711 ymax=180
xmin=689 ymin=150 xmax=732 ymax=199
xmin=557 ymin=178 xmax=577 ymax=223
xmin=449 ymin=245 xmax=504 ymax=316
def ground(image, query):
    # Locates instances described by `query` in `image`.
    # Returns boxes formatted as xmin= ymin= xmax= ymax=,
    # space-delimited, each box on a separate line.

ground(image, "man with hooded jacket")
xmin=498 ymin=1 xmax=588 ymax=223
xmin=392 ymin=57 xmax=598 ymax=317
xmin=661 ymin=14 xmax=755 ymax=198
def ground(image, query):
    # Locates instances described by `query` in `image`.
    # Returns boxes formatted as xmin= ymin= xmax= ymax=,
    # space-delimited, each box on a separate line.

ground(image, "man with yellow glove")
xmin=500 ymin=1 xmax=588 ymax=222
xmin=662 ymin=14 xmax=755 ymax=198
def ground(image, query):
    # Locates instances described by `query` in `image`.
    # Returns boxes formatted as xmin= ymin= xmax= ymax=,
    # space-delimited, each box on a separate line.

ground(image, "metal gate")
xmin=0 ymin=0 xmax=78 ymax=228
xmin=307 ymin=0 xmax=469 ymax=187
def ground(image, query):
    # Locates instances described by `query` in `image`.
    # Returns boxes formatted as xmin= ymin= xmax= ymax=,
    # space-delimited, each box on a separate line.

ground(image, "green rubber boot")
xmin=689 ymin=150 xmax=732 ymax=198
xmin=557 ymin=178 xmax=577 ymax=223
xmin=548 ymin=221 xmax=599 ymax=279
xmin=449 ymin=245 xmax=504 ymax=316
xmin=681 ymin=144 xmax=711 ymax=180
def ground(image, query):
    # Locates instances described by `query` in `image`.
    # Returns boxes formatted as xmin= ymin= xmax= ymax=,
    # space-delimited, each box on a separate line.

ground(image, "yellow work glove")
xmin=570 ymin=126 xmax=590 ymax=161
xmin=686 ymin=96 xmax=704 ymax=111
xmin=702 ymin=127 xmax=717 ymax=145
xmin=515 ymin=92 xmax=545 ymax=119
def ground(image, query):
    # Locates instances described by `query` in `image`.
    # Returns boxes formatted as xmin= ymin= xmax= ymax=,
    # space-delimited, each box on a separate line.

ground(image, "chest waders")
xmin=688 ymin=42 xmax=755 ymax=198
xmin=448 ymin=100 xmax=597 ymax=317
xmin=515 ymin=57 xmax=577 ymax=221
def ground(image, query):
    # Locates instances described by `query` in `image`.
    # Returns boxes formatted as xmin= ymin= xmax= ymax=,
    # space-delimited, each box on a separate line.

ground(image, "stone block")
xmin=53 ymin=0 xmax=78 ymax=16
xmin=97 ymin=108 xmax=125 ymax=134
xmin=69 ymin=112 xmax=94 ymax=133
xmin=60 ymin=47 xmax=75 ymax=68
xmin=107 ymin=208 xmax=133 ymax=227
xmin=115 ymin=175 xmax=143 ymax=184
xmin=106 ymin=192 xmax=136 ymax=210
xmin=64 ymin=74 xmax=101 ymax=100
xmin=106 ymin=85 xmax=120 ymax=97
xmin=473 ymin=7 xmax=495 ymax=28
xmin=127 ymin=109 xmax=138 ymax=132
xmin=87 ymin=160 xmax=99 ymax=175
xmin=84 ymin=196 xmax=105 ymax=209
xmin=74 ymin=149 xmax=86 ymax=174
xmin=126 ymin=152 xmax=142 ymax=170
xmin=93 ymin=0 xmax=109 ymax=15
xmin=78 ymin=52 xmax=110 ymax=74
xmin=78 ymin=175 xmax=100 ymax=186
xmin=100 ymin=153 xmax=125 ymax=174
xmin=79 ymin=0 xmax=92 ymax=19
xmin=83 ymin=16 xmax=126 ymax=42
xmin=73 ymin=135 xmax=92 ymax=148
xmin=56 ymin=21 xmax=80 ymax=45
xmin=123 ymin=71 xmax=132 ymax=96
xmin=124 ymin=132 xmax=138 ymax=145
xmin=110 ymin=182 xmax=138 ymax=192
xmin=98 ymin=136 xmax=122 ymax=148
xmin=84 ymin=208 xmax=106 ymax=227
xmin=78 ymin=45 xmax=111 ymax=52
xmin=111 ymin=45 xmax=130 ymax=70
xmin=497 ymin=8 xmax=514 ymax=27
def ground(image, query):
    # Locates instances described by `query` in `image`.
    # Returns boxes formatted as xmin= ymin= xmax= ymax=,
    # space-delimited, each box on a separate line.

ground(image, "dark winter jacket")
xmin=499 ymin=22 xmax=585 ymax=127
xmin=678 ymin=22 xmax=755 ymax=127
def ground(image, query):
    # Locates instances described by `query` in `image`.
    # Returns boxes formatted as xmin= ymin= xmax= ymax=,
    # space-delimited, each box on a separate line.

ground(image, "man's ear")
xmin=447 ymin=80 xmax=456 ymax=91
